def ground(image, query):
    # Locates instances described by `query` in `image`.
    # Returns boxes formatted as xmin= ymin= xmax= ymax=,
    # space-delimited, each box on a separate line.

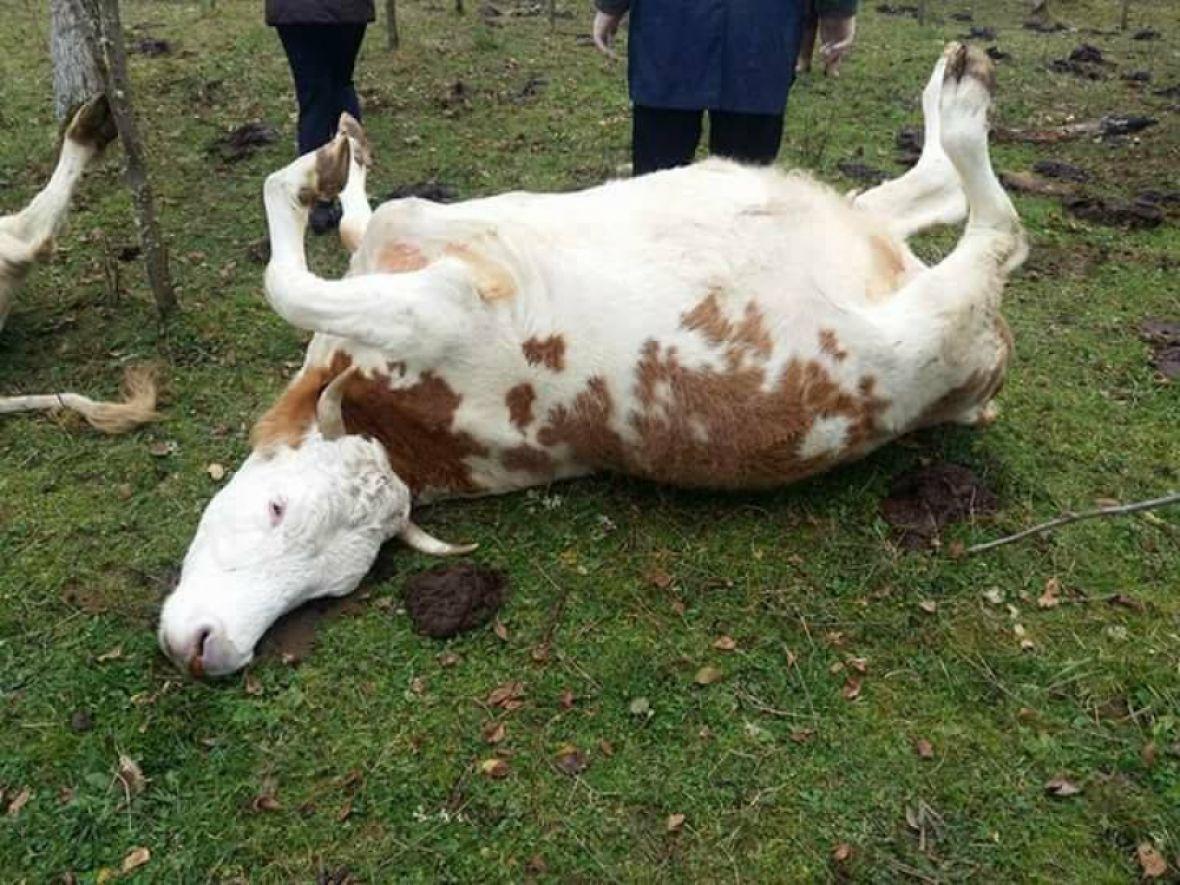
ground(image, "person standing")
xmin=592 ymin=0 xmax=857 ymax=176
xmin=266 ymin=0 xmax=375 ymax=233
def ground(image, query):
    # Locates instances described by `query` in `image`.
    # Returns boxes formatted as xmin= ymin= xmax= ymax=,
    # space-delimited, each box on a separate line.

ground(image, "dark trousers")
xmin=632 ymin=106 xmax=785 ymax=176
xmin=276 ymin=24 xmax=367 ymax=155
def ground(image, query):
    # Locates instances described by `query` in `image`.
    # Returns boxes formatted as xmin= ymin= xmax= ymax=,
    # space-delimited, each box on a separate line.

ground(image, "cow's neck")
xmin=251 ymin=353 xmax=486 ymax=499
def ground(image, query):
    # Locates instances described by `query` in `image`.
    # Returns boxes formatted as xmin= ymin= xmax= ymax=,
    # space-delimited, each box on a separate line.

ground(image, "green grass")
xmin=1 ymin=0 xmax=1178 ymax=880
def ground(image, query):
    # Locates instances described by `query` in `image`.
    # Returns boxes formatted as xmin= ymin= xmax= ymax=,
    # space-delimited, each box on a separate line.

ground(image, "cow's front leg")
xmin=336 ymin=113 xmax=374 ymax=256
xmin=262 ymin=135 xmax=477 ymax=359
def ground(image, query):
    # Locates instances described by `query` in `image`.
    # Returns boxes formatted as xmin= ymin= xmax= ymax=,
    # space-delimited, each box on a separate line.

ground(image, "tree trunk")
xmin=1120 ymin=0 xmax=1131 ymax=31
xmin=386 ymin=0 xmax=399 ymax=50
xmin=50 ymin=0 xmax=103 ymax=121
xmin=74 ymin=0 xmax=177 ymax=318
xmin=549 ymin=0 xmax=556 ymax=29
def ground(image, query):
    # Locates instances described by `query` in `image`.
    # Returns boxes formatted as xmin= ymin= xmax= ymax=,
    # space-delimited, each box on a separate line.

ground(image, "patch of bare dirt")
xmin=403 ymin=564 xmax=508 ymax=638
xmin=837 ymin=161 xmax=888 ymax=184
xmin=1139 ymin=319 xmax=1180 ymax=380
xmin=255 ymin=594 xmax=368 ymax=664
xmin=207 ymin=121 xmax=279 ymax=163
xmin=1064 ymin=195 xmax=1163 ymax=230
xmin=881 ymin=463 xmax=999 ymax=550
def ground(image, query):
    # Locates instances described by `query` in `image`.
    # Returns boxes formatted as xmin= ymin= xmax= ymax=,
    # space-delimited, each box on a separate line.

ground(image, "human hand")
xmin=593 ymin=11 xmax=623 ymax=58
xmin=819 ymin=16 xmax=856 ymax=77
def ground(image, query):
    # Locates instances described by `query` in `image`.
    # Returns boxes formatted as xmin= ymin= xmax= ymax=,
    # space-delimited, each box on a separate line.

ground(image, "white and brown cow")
xmin=159 ymin=44 xmax=1025 ymax=677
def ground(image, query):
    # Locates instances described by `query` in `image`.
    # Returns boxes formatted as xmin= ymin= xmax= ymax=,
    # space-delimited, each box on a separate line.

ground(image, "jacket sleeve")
xmin=814 ymin=0 xmax=857 ymax=17
xmin=594 ymin=0 xmax=631 ymax=14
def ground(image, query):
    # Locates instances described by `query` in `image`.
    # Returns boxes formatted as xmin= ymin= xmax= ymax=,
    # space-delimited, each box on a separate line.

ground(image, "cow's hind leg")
xmin=852 ymin=53 xmax=968 ymax=240
xmin=873 ymin=44 xmax=1024 ymax=429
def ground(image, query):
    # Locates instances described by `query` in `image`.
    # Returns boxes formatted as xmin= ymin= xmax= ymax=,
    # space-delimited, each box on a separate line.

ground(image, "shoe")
xmin=309 ymin=200 xmax=342 ymax=235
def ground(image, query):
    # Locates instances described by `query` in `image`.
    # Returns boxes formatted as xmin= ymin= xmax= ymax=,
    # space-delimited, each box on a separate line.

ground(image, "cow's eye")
xmin=268 ymin=499 xmax=286 ymax=526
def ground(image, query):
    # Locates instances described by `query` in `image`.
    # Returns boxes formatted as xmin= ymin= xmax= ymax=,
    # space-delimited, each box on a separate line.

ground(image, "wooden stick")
xmin=967 ymin=492 xmax=1180 ymax=555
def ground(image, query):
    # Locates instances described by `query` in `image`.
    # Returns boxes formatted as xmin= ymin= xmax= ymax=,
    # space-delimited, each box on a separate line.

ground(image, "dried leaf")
xmin=1142 ymin=741 xmax=1157 ymax=768
xmin=206 ymin=463 xmax=226 ymax=481
xmin=645 ymin=568 xmax=673 ymax=589
xmin=148 ymin=440 xmax=176 ymax=457
xmin=493 ymin=619 xmax=509 ymax=641
xmin=1038 ymin=577 xmax=1061 ymax=609
xmin=832 ymin=843 xmax=853 ymax=863
xmin=1137 ymin=842 xmax=1168 ymax=878
xmin=918 ymin=600 xmax=938 ymax=614
xmin=1045 ymin=776 xmax=1081 ymax=797
xmin=842 ymin=675 xmax=862 ymax=701
xmin=712 ymin=635 xmax=737 ymax=651
xmin=914 ymin=738 xmax=934 ymax=759
xmin=121 ymin=847 xmax=150 ymax=874
xmin=336 ymin=800 xmax=353 ymax=822
xmin=598 ymin=739 xmax=614 ymax=756
xmin=530 ymin=643 xmax=550 ymax=663
xmin=666 ymin=812 xmax=686 ymax=833
xmin=410 ymin=677 xmax=426 ymax=695
xmin=244 ymin=673 xmax=263 ymax=696
xmin=694 ymin=665 xmax=723 ymax=686
xmin=251 ymin=794 xmax=280 ymax=813
xmin=559 ymin=689 xmax=575 ymax=710
xmin=984 ymin=587 xmax=1004 ymax=605
xmin=116 ymin=755 xmax=146 ymax=797
xmin=482 ymin=721 xmax=506 ymax=744
xmin=790 ymin=728 xmax=815 ymax=744
xmin=438 ymin=651 xmax=461 ymax=667
xmin=96 ymin=646 xmax=124 ymax=663
xmin=555 ymin=744 xmax=588 ymax=775
xmin=478 ymin=758 xmax=510 ymax=779
xmin=848 ymin=657 xmax=868 ymax=674
xmin=628 ymin=696 xmax=651 ymax=717
xmin=6 ymin=787 xmax=31 ymax=817
xmin=486 ymin=680 xmax=525 ymax=708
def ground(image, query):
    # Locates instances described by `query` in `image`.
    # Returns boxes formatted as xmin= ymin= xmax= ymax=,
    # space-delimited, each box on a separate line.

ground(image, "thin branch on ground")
xmin=967 ymin=492 xmax=1180 ymax=555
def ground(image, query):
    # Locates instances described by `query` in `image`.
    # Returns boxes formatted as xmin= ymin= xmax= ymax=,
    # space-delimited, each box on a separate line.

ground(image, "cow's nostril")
xmin=194 ymin=626 xmax=213 ymax=659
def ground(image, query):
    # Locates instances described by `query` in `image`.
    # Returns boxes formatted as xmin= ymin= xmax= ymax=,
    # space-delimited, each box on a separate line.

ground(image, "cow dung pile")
xmin=403 ymin=564 xmax=508 ymax=638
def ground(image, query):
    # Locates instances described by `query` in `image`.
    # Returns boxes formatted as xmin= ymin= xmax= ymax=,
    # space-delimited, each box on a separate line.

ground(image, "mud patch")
xmin=1064 ymin=196 xmax=1163 ymax=230
xmin=1139 ymin=319 xmax=1180 ymax=380
xmin=962 ymin=26 xmax=996 ymax=40
xmin=986 ymin=46 xmax=1011 ymax=62
xmin=881 ymin=463 xmax=999 ymax=550
xmin=1000 ymin=170 xmax=1075 ymax=197
xmin=207 ymin=121 xmax=279 ymax=163
xmin=1033 ymin=160 xmax=1090 ymax=183
xmin=875 ymin=4 xmax=919 ymax=16
xmin=895 ymin=126 xmax=924 ymax=167
xmin=384 ymin=180 xmax=460 ymax=203
xmin=837 ymin=161 xmax=888 ymax=184
xmin=129 ymin=37 xmax=173 ymax=57
xmin=255 ymin=593 xmax=368 ymax=665
xmin=403 ymin=564 xmax=508 ymax=639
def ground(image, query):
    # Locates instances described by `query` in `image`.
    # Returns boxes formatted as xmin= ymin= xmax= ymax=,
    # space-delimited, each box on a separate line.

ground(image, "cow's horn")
xmin=316 ymin=365 xmax=358 ymax=440
xmin=397 ymin=520 xmax=478 ymax=556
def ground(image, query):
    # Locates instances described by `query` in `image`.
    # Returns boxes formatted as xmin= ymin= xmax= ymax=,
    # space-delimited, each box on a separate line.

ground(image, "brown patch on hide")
xmin=252 ymin=353 xmax=488 ymax=496
xmin=501 ymin=444 xmax=553 ymax=475
xmin=522 ymin=335 xmax=566 ymax=371
xmin=536 ymin=307 xmax=889 ymax=488
xmin=819 ymin=329 xmax=848 ymax=362
xmin=536 ymin=376 xmax=627 ymax=467
xmin=912 ymin=317 xmax=1011 ymax=429
xmin=375 ymin=242 xmax=429 ymax=273
xmin=625 ymin=341 xmax=889 ymax=488
xmin=505 ymin=383 xmax=536 ymax=431
xmin=868 ymin=235 xmax=906 ymax=298
xmin=946 ymin=42 xmax=997 ymax=94
xmin=680 ymin=291 xmax=773 ymax=368
xmin=443 ymin=242 xmax=517 ymax=302
xmin=251 ymin=362 xmax=335 ymax=451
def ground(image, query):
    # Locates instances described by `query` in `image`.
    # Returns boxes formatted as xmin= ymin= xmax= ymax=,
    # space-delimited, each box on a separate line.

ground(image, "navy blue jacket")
xmin=598 ymin=0 xmax=807 ymax=115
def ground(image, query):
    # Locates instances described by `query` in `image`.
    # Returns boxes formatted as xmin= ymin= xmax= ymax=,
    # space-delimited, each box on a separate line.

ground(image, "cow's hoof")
xmin=337 ymin=112 xmax=372 ymax=169
xmin=943 ymin=41 xmax=996 ymax=94
xmin=66 ymin=94 xmax=118 ymax=151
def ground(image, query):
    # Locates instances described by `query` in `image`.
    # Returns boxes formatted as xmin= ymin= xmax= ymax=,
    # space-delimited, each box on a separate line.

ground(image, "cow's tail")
xmin=0 ymin=364 xmax=161 ymax=434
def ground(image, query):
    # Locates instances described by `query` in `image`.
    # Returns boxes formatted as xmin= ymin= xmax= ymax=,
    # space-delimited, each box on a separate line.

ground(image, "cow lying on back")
xmin=160 ymin=44 xmax=1026 ymax=677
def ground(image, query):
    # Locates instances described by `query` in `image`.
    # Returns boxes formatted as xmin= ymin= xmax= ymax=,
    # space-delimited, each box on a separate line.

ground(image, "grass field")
xmin=1 ymin=0 xmax=1178 ymax=880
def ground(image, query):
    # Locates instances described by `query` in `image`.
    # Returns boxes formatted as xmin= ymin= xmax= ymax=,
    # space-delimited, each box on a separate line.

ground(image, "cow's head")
xmin=157 ymin=369 xmax=475 ymax=677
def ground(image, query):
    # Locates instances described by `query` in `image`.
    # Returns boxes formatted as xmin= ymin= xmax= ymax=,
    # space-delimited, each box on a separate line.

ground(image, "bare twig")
xmin=967 ymin=492 xmax=1180 ymax=555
